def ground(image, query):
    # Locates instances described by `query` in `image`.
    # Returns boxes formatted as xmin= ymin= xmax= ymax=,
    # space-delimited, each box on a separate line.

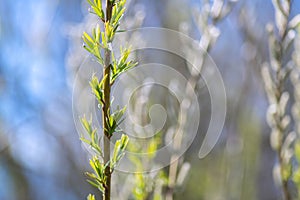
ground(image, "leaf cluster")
xmin=80 ymin=0 xmax=137 ymax=199
xmin=81 ymin=116 xmax=129 ymax=193
xmin=106 ymin=106 xmax=127 ymax=136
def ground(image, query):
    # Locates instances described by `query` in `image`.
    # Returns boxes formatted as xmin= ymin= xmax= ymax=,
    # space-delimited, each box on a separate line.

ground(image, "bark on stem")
xmin=102 ymin=1 xmax=113 ymax=200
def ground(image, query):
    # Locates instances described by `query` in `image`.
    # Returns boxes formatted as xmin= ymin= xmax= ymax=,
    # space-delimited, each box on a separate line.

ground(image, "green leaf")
xmin=86 ymin=0 xmax=94 ymax=6
xmin=86 ymin=171 xmax=97 ymax=180
xmin=113 ymin=106 xmax=127 ymax=124
xmin=92 ymin=6 xmax=103 ymax=19
xmin=111 ymin=134 xmax=129 ymax=168
xmin=87 ymin=194 xmax=96 ymax=200
xmin=82 ymin=28 xmax=104 ymax=64
xmin=106 ymin=106 xmax=127 ymax=135
xmin=282 ymin=163 xmax=292 ymax=181
xmin=293 ymin=168 xmax=300 ymax=185
xmin=83 ymin=32 xmax=94 ymax=45
xmin=110 ymin=46 xmax=138 ymax=84
xmin=101 ymin=32 xmax=107 ymax=48
xmin=85 ymin=156 xmax=107 ymax=192
xmin=95 ymin=25 xmax=101 ymax=42
xmin=105 ymin=22 xmax=115 ymax=42
xmin=95 ymin=0 xmax=101 ymax=9
xmin=90 ymin=74 xmax=109 ymax=105
xmin=295 ymin=141 xmax=300 ymax=162
xmin=80 ymin=115 xmax=104 ymax=157
xmin=120 ymin=134 xmax=129 ymax=152
xmin=86 ymin=0 xmax=104 ymax=20
xmin=87 ymin=179 xmax=99 ymax=188
xmin=81 ymin=116 xmax=92 ymax=134
xmin=147 ymin=137 xmax=159 ymax=159
xmin=115 ymin=7 xmax=125 ymax=24
xmin=110 ymin=134 xmax=129 ymax=169
xmin=116 ymin=29 xmax=126 ymax=33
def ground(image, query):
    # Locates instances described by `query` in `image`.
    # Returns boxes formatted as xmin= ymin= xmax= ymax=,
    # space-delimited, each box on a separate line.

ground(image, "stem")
xmin=166 ymin=8 xmax=223 ymax=199
xmin=166 ymin=156 xmax=179 ymax=200
xmin=276 ymin=3 xmax=291 ymax=199
xmin=102 ymin=1 xmax=113 ymax=200
xmin=274 ymin=69 xmax=291 ymax=200
xmin=275 ymin=65 xmax=291 ymax=200
xmin=279 ymin=150 xmax=291 ymax=200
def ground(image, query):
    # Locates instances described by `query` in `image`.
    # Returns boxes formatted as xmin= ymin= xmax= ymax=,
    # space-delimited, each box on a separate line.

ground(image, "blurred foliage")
xmin=176 ymin=110 xmax=261 ymax=200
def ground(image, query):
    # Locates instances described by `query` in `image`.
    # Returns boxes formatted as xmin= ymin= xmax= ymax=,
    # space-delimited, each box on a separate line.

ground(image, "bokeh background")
xmin=1 ymin=0 xmax=300 ymax=199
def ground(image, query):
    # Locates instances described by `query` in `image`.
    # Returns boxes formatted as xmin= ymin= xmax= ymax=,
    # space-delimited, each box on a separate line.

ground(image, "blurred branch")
xmin=166 ymin=1 xmax=237 ymax=200
xmin=261 ymin=1 xmax=295 ymax=199
xmin=291 ymin=18 xmax=300 ymax=198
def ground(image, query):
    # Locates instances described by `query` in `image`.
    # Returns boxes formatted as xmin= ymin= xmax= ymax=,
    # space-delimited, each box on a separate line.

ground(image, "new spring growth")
xmin=80 ymin=0 xmax=137 ymax=199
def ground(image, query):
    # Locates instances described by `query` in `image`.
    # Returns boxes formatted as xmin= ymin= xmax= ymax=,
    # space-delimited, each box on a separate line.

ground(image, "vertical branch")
xmin=166 ymin=1 xmax=236 ymax=199
xmin=276 ymin=1 xmax=292 ymax=199
xmin=291 ymin=17 xmax=300 ymax=197
xmin=103 ymin=1 xmax=114 ymax=199
xmin=262 ymin=1 xmax=295 ymax=199
xmin=81 ymin=0 xmax=134 ymax=199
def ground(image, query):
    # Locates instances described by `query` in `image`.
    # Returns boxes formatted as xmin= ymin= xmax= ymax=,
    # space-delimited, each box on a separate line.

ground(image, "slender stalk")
xmin=280 ymin=155 xmax=291 ymax=200
xmin=275 ymin=6 xmax=291 ymax=200
xmin=262 ymin=1 xmax=292 ymax=199
xmin=275 ymin=42 xmax=290 ymax=200
xmin=166 ymin=1 xmax=234 ymax=198
xmin=81 ymin=0 xmax=133 ymax=199
xmin=102 ymin=1 xmax=113 ymax=199
xmin=276 ymin=40 xmax=289 ymax=200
